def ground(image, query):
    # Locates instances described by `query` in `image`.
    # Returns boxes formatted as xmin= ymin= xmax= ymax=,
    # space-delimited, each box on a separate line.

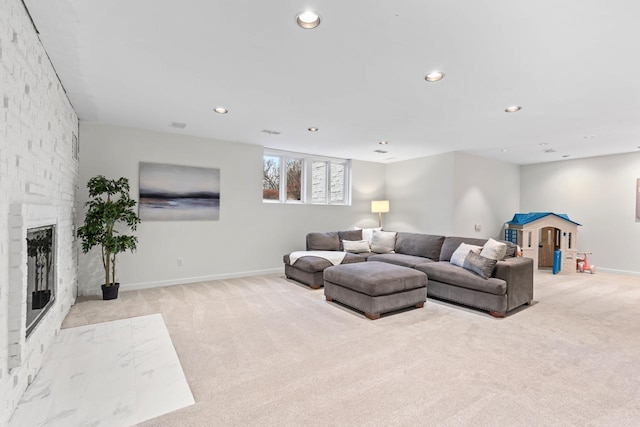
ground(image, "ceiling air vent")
xmin=543 ymin=148 xmax=556 ymax=153
xmin=374 ymin=150 xmax=388 ymax=154
xmin=261 ymin=130 xmax=281 ymax=135
xmin=170 ymin=122 xmax=187 ymax=129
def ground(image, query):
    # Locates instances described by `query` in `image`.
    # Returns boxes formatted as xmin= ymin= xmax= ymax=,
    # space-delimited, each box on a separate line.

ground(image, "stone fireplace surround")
xmin=8 ymin=204 xmax=66 ymax=371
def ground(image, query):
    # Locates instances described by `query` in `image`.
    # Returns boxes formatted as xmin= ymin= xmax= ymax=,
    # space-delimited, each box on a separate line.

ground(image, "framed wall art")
xmin=139 ymin=162 xmax=220 ymax=221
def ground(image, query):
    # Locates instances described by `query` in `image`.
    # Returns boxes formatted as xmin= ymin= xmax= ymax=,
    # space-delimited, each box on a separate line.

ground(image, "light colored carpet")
xmin=61 ymin=271 xmax=640 ymax=427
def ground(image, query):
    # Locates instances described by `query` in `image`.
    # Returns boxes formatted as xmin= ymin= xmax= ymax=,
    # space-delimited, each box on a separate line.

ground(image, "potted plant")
xmin=77 ymin=176 xmax=141 ymax=300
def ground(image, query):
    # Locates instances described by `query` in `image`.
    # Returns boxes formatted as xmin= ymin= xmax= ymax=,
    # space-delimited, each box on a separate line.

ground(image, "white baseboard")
xmin=119 ymin=267 xmax=285 ymax=292
xmin=596 ymin=267 xmax=640 ymax=278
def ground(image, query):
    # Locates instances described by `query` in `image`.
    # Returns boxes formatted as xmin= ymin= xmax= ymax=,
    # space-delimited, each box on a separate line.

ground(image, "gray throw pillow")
xmin=370 ymin=230 xmax=397 ymax=254
xmin=462 ymin=251 xmax=497 ymax=279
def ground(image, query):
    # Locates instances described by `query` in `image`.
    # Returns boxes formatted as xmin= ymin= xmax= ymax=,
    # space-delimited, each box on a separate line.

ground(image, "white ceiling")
xmin=23 ymin=0 xmax=640 ymax=164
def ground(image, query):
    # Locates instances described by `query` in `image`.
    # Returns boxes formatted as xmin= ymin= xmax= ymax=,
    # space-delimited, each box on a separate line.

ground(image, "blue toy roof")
xmin=508 ymin=212 xmax=581 ymax=226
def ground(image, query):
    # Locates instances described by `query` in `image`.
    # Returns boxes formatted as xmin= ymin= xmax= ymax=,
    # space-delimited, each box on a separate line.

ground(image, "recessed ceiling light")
xmin=501 ymin=149 xmax=508 ymax=152
xmin=308 ymin=127 xmax=318 ymax=132
xmin=214 ymin=107 xmax=228 ymax=114
xmin=379 ymin=141 xmax=389 ymax=145
xmin=539 ymin=143 xmax=548 ymax=146
xmin=296 ymin=10 xmax=321 ymax=29
xmin=583 ymin=135 xmax=595 ymax=139
xmin=505 ymin=105 xmax=522 ymax=113
xmin=424 ymin=71 xmax=445 ymax=82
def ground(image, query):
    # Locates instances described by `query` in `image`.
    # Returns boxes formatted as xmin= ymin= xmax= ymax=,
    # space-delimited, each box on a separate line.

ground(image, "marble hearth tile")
xmin=9 ymin=314 xmax=194 ymax=427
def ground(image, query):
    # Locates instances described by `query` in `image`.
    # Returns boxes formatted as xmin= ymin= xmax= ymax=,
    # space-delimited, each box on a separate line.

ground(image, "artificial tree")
xmin=77 ymin=175 xmax=140 ymax=299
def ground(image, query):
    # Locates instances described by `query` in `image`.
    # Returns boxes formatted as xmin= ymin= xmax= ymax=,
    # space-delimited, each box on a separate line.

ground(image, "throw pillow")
xmin=342 ymin=240 xmax=371 ymax=253
xmin=370 ymin=230 xmax=397 ymax=254
xmin=462 ymin=251 xmax=498 ymax=279
xmin=480 ymin=238 xmax=508 ymax=261
xmin=354 ymin=226 xmax=382 ymax=243
xmin=449 ymin=243 xmax=483 ymax=267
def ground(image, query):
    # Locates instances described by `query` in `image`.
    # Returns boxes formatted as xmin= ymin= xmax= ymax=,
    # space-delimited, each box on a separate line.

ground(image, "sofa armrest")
xmin=493 ymin=257 xmax=534 ymax=311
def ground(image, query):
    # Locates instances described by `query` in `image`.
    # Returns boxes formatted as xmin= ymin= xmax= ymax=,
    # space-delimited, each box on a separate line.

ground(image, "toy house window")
xmin=568 ymin=232 xmax=572 ymax=249
xmin=527 ymin=231 xmax=532 ymax=248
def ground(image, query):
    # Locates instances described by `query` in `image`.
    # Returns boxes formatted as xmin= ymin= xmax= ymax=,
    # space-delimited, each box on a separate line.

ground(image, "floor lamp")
xmin=371 ymin=200 xmax=389 ymax=228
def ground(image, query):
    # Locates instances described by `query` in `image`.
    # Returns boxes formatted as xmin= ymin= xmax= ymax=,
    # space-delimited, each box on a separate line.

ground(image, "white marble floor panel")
xmin=9 ymin=314 xmax=194 ymax=427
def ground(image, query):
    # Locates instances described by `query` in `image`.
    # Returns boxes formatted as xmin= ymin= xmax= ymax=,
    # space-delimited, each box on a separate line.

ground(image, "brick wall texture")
xmin=0 ymin=0 xmax=79 ymax=423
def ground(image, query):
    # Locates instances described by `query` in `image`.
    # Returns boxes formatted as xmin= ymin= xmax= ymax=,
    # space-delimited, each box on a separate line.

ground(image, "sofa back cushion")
xmin=503 ymin=241 xmax=517 ymax=258
xmin=439 ymin=236 xmax=489 ymax=261
xmin=306 ymin=232 xmax=340 ymax=251
xmin=395 ymin=232 xmax=445 ymax=260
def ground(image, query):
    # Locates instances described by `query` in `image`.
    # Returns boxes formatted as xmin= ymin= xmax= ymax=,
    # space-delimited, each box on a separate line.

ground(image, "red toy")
xmin=576 ymin=252 xmax=596 ymax=274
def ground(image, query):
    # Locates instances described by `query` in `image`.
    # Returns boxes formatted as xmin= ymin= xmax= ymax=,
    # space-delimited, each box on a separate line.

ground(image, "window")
xmin=286 ymin=158 xmax=303 ymax=201
xmin=263 ymin=150 xmax=350 ymax=205
xmin=262 ymin=155 xmax=281 ymax=200
xmin=311 ymin=161 xmax=326 ymax=203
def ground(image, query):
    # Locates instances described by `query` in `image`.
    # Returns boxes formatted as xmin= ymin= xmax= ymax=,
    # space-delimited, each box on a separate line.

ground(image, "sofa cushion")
xmin=415 ymin=261 xmax=506 ymax=295
xmin=395 ymin=232 xmax=446 ymax=260
xmin=450 ymin=243 xmax=483 ymax=267
xmin=368 ymin=253 xmax=435 ymax=268
xmin=338 ymin=229 xmax=363 ymax=250
xmin=439 ymin=236 xmax=489 ymax=262
xmin=283 ymin=252 xmax=366 ymax=272
xmin=355 ymin=227 xmax=382 ymax=243
xmin=503 ymin=241 xmax=517 ymax=258
xmin=324 ymin=261 xmax=427 ymax=296
xmin=371 ymin=230 xmax=397 ymax=254
xmin=462 ymin=251 xmax=498 ymax=279
xmin=306 ymin=232 xmax=340 ymax=251
xmin=342 ymin=240 xmax=371 ymax=253
xmin=480 ymin=238 xmax=508 ymax=261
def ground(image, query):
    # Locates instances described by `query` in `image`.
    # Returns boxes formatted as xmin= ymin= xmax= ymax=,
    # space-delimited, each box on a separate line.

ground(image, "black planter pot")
xmin=101 ymin=283 xmax=120 ymax=300
xmin=32 ymin=290 xmax=51 ymax=309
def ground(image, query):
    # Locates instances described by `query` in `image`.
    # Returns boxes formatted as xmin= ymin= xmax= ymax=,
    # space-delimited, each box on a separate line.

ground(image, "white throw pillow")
xmin=354 ymin=226 xmax=382 ymax=243
xmin=342 ymin=240 xmax=371 ymax=253
xmin=370 ymin=230 xmax=397 ymax=254
xmin=450 ymin=243 xmax=483 ymax=267
xmin=480 ymin=238 xmax=508 ymax=261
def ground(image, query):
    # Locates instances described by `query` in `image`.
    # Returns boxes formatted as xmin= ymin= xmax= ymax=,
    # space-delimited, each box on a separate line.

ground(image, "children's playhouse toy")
xmin=576 ymin=252 xmax=596 ymax=274
xmin=504 ymin=212 xmax=581 ymax=273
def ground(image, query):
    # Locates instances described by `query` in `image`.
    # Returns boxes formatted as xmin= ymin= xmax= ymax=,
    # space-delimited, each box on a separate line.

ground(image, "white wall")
xmin=0 ymin=0 xmax=79 ymax=423
xmin=384 ymin=152 xmax=456 ymax=234
xmin=384 ymin=152 xmax=520 ymax=239
xmin=521 ymin=152 xmax=640 ymax=275
xmin=77 ymin=123 xmax=386 ymax=295
xmin=452 ymin=152 xmax=520 ymax=238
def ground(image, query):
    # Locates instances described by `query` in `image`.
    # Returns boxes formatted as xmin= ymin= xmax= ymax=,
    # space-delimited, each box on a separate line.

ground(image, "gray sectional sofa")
xmin=283 ymin=229 xmax=534 ymax=317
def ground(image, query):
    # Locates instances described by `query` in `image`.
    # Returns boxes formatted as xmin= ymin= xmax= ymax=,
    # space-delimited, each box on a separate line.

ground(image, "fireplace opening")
xmin=26 ymin=225 xmax=56 ymax=337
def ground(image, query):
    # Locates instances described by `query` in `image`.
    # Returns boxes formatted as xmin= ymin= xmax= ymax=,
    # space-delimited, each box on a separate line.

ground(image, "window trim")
xmin=263 ymin=149 xmax=351 ymax=205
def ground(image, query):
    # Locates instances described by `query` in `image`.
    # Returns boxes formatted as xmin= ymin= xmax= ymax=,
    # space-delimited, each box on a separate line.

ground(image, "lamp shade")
xmin=371 ymin=200 xmax=390 ymax=213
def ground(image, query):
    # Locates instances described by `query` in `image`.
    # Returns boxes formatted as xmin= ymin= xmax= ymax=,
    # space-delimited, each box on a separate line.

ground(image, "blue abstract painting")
xmin=139 ymin=162 xmax=220 ymax=221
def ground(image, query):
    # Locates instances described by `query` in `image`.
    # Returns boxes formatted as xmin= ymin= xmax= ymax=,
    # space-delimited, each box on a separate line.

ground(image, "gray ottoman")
xmin=323 ymin=261 xmax=427 ymax=319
